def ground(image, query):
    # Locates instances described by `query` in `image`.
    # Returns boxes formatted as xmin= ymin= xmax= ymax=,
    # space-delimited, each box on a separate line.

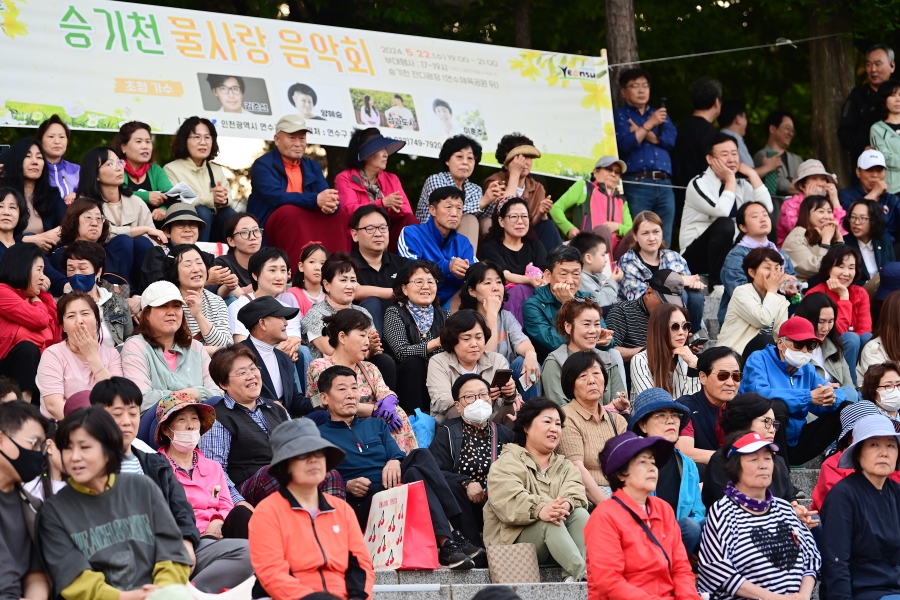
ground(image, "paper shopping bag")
xmin=364 ymin=481 xmax=439 ymax=570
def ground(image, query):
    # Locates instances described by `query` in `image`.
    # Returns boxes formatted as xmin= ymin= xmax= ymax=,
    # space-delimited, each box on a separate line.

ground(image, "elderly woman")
xmin=121 ymin=281 xmax=222 ymax=414
xmin=165 ymin=244 xmax=232 ymax=352
xmin=249 ymin=419 xmax=373 ymax=600
xmin=114 ymin=121 xmax=173 ymax=221
xmin=860 ymin=361 xmax=900 ymax=428
xmin=821 ymin=413 xmax=900 ymax=600
xmin=38 ymin=114 xmax=80 ymax=203
xmin=427 ymin=309 xmax=520 ymax=425
xmin=630 ymin=304 xmax=701 ymax=400
xmin=334 ymin=128 xmax=417 ymax=251
xmin=782 ymin=194 xmax=843 ymax=282
xmin=37 ymin=291 xmax=123 ymax=419
xmin=795 ymin=293 xmax=858 ymax=402
xmin=586 ymin=431 xmax=698 ymax=599
xmin=1 ymin=138 xmax=66 ymax=250
xmin=630 ymin=388 xmax=705 ymax=555
xmin=557 ymin=351 xmax=629 ymax=506
xmin=429 ymin=374 xmax=515 ymax=548
xmin=541 ymin=297 xmax=627 ymax=409
xmin=484 ymin=397 xmax=589 ymax=581
xmin=844 ymin=199 xmax=895 ymax=286
xmin=698 ymin=431 xmax=821 ymax=600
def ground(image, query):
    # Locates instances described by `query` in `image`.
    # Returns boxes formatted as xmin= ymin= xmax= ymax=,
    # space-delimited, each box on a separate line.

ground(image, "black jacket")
xmin=240 ymin=338 xmax=312 ymax=418
xmin=429 ymin=417 xmax=515 ymax=489
xmin=134 ymin=447 xmax=201 ymax=548
xmin=839 ymin=84 xmax=881 ymax=162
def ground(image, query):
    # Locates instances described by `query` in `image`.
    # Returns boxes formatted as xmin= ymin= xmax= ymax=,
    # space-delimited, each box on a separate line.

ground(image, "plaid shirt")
xmin=415 ymin=171 xmax=492 ymax=222
xmin=164 ymin=448 xmax=201 ymax=478
xmin=616 ymin=248 xmax=691 ymax=302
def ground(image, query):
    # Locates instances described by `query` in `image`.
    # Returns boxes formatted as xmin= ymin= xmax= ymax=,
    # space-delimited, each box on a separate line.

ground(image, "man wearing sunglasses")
xmin=739 ymin=316 xmax=851 ymax=466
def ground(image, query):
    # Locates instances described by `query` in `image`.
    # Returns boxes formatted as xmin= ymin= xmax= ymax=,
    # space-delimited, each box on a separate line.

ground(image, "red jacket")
xmin=806 ymin=283 xmax=872 ymax=335
xmin=586 ymin=489 xmax=699 ymax=600
xmin=0 ymin=284 xmax=61 ymax=358
xmin=249 ymin=488 xmax=374 ymax=600
xmin=334 ymin=169 xmax=413 ymax=218
xmin=811 ymin=450 xmax=900 ymax=511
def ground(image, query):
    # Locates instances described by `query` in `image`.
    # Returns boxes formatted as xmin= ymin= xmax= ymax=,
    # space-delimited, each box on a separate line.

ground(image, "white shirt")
xmin=811 ymin=347 xmax=832 ymax=382
xmin=228 ymin=291 xmax=303 ymax=338
xmin=859 ymin=240 xmax=878 ymax=278
xmin=250 ymin=335 xmax=283 ymax=399
xmin=96 ymin=287 xmax=115 ymax=348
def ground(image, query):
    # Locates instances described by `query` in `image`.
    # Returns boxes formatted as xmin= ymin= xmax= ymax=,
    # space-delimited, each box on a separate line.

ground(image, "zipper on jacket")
xmin=347 ymin=421 xmax=364 ymax=452
xmin=309 ymin=513 xmax=330 ymax=592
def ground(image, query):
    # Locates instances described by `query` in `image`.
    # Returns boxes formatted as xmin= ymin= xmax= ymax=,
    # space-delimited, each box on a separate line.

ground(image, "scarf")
xmin=354 ymin=170 xmax=384 ymax=204
xmin=124 ymin=161 xmax=152 ymax=182
xmin=406 ymin=302 xmax=434 ymax=336
xmin=724 ymin=480 xmax=773 ymax=512
xmin=738 ymin=235 xmax=779 ymax=251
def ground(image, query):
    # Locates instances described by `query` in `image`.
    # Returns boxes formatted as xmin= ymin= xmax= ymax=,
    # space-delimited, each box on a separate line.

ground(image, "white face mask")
xmin=463 ymin=400 xmax=493 ymax=425
xmin=880 ymin=388 xmax=900 ymax=412
xmin=171 ymin=429 xmax=201 ymax=453
xmin=781 ymin=341 xmax=812 ymax=369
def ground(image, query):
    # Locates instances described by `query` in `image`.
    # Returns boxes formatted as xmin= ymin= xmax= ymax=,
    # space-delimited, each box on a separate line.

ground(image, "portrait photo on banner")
xmin=197 ymin=73 xmax=273 ymax=116
xmin=276 ymin=81 xmax=345 ymax=122
xmin=351 ymin=88 xmax=419 ymax=131
xmin=424 ymin=97 xmax=488 ymax=141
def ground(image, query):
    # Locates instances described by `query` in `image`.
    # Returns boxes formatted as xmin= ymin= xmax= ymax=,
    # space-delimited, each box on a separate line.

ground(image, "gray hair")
xmin=867 ymin=44 xmax=895 ymax=65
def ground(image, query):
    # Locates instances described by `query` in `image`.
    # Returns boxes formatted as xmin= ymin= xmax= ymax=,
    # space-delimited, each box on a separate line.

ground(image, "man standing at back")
xmin=840 ymin=44 xmax=896 ymax=167
xmin=673 ymin=77 xmax=723 ymax=224
xmin=753 ymin=111 xmax=803 ymax=198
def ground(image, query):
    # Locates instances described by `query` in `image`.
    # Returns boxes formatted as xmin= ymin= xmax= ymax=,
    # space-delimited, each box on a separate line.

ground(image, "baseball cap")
xmin=727 ymin=431 xmax=780 ymax=458
xmin=595 ymin=155 xmax=627 ymax=173
xmin=858 ymin=149 xmax=887 ymax=171
xmin=141 ymin=281 xmax=186 ymax=310
xmin=275 ymin=114 xmax=309 ymax=135
xmin=648 ymin=269 xmax=684 ymax=306
xmin=237 ymin=296 xmax=299 ymax=331
xmin=776 ymin=316 xmax=819 ymax=344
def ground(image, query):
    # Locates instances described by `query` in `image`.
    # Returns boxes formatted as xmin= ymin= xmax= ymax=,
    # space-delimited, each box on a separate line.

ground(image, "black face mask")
xmin=0 ymin=436 xmax=45 ymax=483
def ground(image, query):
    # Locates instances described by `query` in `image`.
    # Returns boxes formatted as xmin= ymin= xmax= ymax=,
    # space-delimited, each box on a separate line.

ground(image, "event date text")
xmin=380 ymin=47 xmax=498 ymax=67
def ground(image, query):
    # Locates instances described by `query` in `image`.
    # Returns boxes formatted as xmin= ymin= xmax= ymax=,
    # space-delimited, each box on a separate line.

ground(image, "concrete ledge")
xmin=375 ymin=568 xmax=569 ymax=586
xmin=449 ymin=583 xmax=587 ymax=600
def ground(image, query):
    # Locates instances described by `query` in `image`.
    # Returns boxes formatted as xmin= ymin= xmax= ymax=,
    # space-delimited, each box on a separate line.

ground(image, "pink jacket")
xmin=160 ymin=447 xmax=234 ymax=534
xmin=777 ymin=192 xmax=847 ymax=246
xmin=334 ymin=169 xmax=413 ymax=218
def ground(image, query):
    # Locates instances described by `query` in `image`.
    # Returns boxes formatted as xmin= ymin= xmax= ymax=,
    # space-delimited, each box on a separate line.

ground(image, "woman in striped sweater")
xmin=629 ymin=303 xmax=701 ymax=400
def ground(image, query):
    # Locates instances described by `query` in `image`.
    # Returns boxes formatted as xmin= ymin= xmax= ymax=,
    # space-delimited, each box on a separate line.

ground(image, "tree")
xmin=605 ymin=0 xmax=639 ymax=107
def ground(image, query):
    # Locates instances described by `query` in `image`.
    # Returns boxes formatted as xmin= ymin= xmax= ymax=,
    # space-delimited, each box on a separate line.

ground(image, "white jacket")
xmin=716 ymin=283 xmax=789 ymax=354
xmin=680 ymin=167 xmax=773 ymax=251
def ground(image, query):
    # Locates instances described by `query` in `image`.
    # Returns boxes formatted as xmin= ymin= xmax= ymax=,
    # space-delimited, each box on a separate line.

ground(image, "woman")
xmin=483 ymin=398 xmax=589 ymax=582
xmin=0 ymin=186 xmax=31 ymax=259
xmin=541 ymin=297 xmax=627 ymax=409
xmin=586 ymin=431 xmax=698 ymax=599
xmin=871 ymin=79 xmax=900 ymax=194
xmin=165 ymin=244 xmax=232 ymax=352
xmin=306 ymin=309 xmax=417 ymax=454
xmin=164 ymin=117 xmax=236 ymax=242
xmin=795 ymin=293 xmax=858 ymax=402
xmin=630 ymin=388 xmax=705 ymax=555
xmin=37 ymin=114 xmax=80 ymax=204
xmin=0 ymin=138 xmax=65 ymax=251
xmin=430 ymin=374 xmax=515 ymax=547
xmin=776 ymin=159 xmax=844 ymax=246
xmin=155 ymin=392 xmax=251 ymax=538
xmin=698 ymin=431 xmax=820 ymax=600
xmin=415 ymin=135 xmax=505 ymax=252
xmin=0 ymin=243 xmax=61 ymax=403
xmin=334 ymin=128 xmax=417 ymax=251
xmin=859 ymin=290 xmax=900 ymax=382
xmin=630 ymin=304 xmax=701 ymax=400
xmin=358 ymin=94 xmax=381 ymax=126
xmin=557 ymin=351 xmax=629 ymax=505
xmin=39 ymin=407 xmax=192 ymax=600
xmin=214 ymin=212 xmax=262 ymax=293
xmin=249 ymin=419 xmax=374 ymax=600
xmin=860 ymin=361 xmax=900 ymax=428
xmin=717 ymin=247 xmax=790 ymax=356
xmin=843 ymin=199 xmax=895 ymax=287
xmin=459 ymin=262 xmax=541 ymax=399
xmin=782 ymin=194 xmax=843 ymax=281
xmin=821 ymin=413 xmax=900 ymax=600
xmin=121 ymin=280 xmax=222 ymax=414
xmin=617 ymin=211 xmax=705 ymax=332
xmin=37 ymin=291 xmax=123 ymax=419
xmin=114 ymin=121 xmax=173 ymax=221
xmin=427 ymin=310 xmax=519 ymax=425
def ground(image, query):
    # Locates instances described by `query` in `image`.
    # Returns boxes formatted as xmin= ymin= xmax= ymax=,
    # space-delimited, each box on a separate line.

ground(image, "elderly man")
xmin=316 ymin=365 xmax=480 ymax=570
xmin=839 ymin=149 xmax=900 ymax=245
xmin=753 ymin=111 xmax=803 ymax=198
xmin=247 ymin=115 xmax=349 ymax=265
xmin=839 ymin=44 xmax=896 ymax=166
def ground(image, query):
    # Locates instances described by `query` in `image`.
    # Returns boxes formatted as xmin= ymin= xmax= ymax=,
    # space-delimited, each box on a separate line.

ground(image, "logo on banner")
xmin=557 ymin=64 xmax=602 ymax=81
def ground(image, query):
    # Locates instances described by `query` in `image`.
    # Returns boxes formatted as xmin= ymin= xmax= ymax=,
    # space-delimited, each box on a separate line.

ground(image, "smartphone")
xmin=660 ymin=97 xmax=667 ymax=109
xmin=490 ymin=369 xmax=513 ymax=389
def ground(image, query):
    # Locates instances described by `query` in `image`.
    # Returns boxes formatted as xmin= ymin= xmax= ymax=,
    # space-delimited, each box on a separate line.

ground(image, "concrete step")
xmin=789 ymin=468 xmax=820 ymax=495
xmin=375 ymin=568 xmax=568 ymax=586
xmin=373 ymin=582 xmax=586 ymax=600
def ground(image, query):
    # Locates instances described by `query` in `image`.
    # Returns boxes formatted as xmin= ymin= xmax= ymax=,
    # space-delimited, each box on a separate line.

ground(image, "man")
xmin=90 ymin=377 xmax=255 ymax=593
xmin=753 ymin=111 xmax=803 ymax=197
xmin=681 ymin=133 xmax=772 ymax=284
xmin=384 ymin=94 xmax=417 ymax=130
xmin=351 ymin=205 xmax=409 ymax=335
xmin=288 ymin=83 xmax=325 ymax=120
xmin=839 ymin=44 xmax=896 ymax=166
xmin=738 ymin=316 xmax=851 ymax=466
xmin=675 ymin=347 xmax=742 ymax=466
xmin=719 ymin=100 xmax=754 ymax=166
xmin=238 ymin=296 xmax=313 ymax=418
xmin=247 ymin=115 xmax=349 ymax=265
xmin=316 ymin=365 xmax=480 ymax=570
xmin=673 ymin=76 xmax=723 ymax=221
xmin=207 ymin=74 xmax=245 ymax=114
xmin=613 ymin=68 xmax=677 ymax=246
xmin=0 ymin=401 xmax=49 ymax=600
xmin=838 ymin=149 xmax=900 ymax=244
xmin=398 ymin=186 xmax=475 ymax=306
xmin=606 ymin=269 xmax=682 ymax=363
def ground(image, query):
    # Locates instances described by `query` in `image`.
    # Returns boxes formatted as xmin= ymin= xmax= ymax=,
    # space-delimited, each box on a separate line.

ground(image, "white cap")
xmin=141 ymin=281 xmax=186 ymax=310
xmin=858 ymin=149 xmax=887 ymax=170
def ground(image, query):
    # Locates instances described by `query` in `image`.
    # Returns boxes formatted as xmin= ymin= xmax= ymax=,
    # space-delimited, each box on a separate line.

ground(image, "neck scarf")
xmin=738 ymin=235 xmax=779 ymax=252
xmin=356 ymin=169 xmax=384 ymax=204
xmin=406 ymin=302 xmax=434 ymax=336
xmin=724 ymin=480 xmax=773 ymax=512
xmin=124 ymin=161 xmax=152 ymax=182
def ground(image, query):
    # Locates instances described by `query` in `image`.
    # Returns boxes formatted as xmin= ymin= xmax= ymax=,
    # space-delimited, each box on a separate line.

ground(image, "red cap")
xmin=776 ymin=316 xmax=819 ymax=343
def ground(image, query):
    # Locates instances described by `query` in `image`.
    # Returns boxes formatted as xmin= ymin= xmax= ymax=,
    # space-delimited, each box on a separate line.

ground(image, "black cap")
xmin=647 ymin=268 xmax=684 ymax=306
xmin=237 ymin=296 xmax=299 ymax=331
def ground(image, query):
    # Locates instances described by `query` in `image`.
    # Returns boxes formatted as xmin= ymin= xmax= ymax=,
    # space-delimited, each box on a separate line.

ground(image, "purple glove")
xmin=374 ymin=394 xmax=402 ymax=431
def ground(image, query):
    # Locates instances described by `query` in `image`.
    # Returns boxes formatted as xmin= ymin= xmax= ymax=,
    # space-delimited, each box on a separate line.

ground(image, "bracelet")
xmin=642 ymin=125 xmax=652 ymax=131
xmin=93 ymin=365 xmax=107 ymax=376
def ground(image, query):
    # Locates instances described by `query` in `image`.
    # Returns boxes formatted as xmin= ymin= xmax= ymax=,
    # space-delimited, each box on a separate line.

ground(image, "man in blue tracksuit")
xmin=397 ymin=186 xmax=476 ymax=305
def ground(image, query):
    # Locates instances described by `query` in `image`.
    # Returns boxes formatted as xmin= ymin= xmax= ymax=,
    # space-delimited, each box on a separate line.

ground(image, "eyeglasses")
xmin=626 ymin=82 xmax=650 ymax=89
xmin=878 ymin=384 xmax=900 ymax=392
xmin=650 ymin=411 xmax=682 ymax=424
xmin=849 ymin=215 xmax=870 ymax=223
xmin=711 ymin=370 xmax=743 ymax=383
xmin=354 ymin=225 xmax=389 ymax=235
xmin=504 ymin=214 xmax=529 ymax=222
xmin=458 ymin=391 xmax=491 ymax=405
xmin=229 ymin=365 xmax=260 ymax=379
xmin=670 ymin=322 xmax=691 ymax=333
xmin=234 ymin=228 xmax=263 ymax=239
xmin=409 ymin=278 xmax=437 ymax=288
xmin=2 ymin=431 xmax=47 ymax=453
xmin=216 ymin=85 xmax=243 ymax=96
xmin=80 ymin=214 xmax=106 ymax=224
xmin=188 ymin=134 xmax=213 ymax=143
xmin=102 ymin=159 xmax=125 ymax=170
xmin=756 ymin=417 xmax=781 ymax=431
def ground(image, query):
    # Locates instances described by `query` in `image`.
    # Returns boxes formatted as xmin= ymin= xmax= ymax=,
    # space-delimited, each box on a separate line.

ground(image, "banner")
xmin=0 ymin=0 xmax=617 ymax=177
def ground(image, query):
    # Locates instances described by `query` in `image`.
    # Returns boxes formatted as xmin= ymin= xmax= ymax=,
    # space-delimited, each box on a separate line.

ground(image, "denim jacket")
xmin=98 ymin=284 xmax=134 ymax=346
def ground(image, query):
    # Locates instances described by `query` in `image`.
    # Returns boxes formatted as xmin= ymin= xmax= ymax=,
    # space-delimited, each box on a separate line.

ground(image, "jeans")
xmin=684 ymin=289 xmax=706 ymax=334
xmin=195 ymin=205 xmax=237 ymax=243
xmin=534 ymin=219 xmax=563 ymax=253
xmin=357 ymin=296 xmax=390 ymax=336
xmin=511 ymin=355 xmax=541 ymax=401
xmin=841 ymin=331 xmax=873 ymax=385
xmin=678 ymin=517 xmax=703 ymax=555
xmin=295 ymin=345 xmax=313 ymax=396
xmin=623 ymin=175 xmax=676 ymax=247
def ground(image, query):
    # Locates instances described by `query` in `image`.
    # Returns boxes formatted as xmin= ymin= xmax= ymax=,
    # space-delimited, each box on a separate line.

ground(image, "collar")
xmin=96 ymin=285 xmax=112 ymax=307
xmin=279 ymin=486 xmax=336 ymax=513
xmin=352 ymin=248 xmax=392 ymax=269
xmin=179 ymin=158 xmax=209 ymax=173
xmin=159 ymin=446 xmax=202 ymax=475
xmin=250 ymin=335 xmax=277 ymax=354
xmin=425 ymin=216 xmax=456 ymax=245
xmin=568 ymin=399 xmax=610 ymax=423
xmin=860 ymin=239 xmax=875 ymax=250
xmin=450 ymin=351 xmax=495 ymax=374
xmin=69 ymin=473 xmax=116 ymax=495
xmin=222 ymin=394 xmax=267 ymax=411
xmin=281 ymin=155 xmax=301 ymax=168
xmin=323 ymin=415 xmax=360 ymax=428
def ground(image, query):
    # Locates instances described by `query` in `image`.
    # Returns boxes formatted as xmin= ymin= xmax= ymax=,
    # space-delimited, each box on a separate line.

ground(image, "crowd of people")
xmin=5 ymin=42 xmax=900 ymax=600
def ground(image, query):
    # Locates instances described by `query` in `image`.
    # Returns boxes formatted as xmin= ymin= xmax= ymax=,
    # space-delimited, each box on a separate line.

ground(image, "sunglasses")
xmin=712 ymin=370 xmax=743 ymax=383
xmin=669 ymin=322 xmax=691 ymax=333
xmin=784 ymin=338 xmax=819 ymax=352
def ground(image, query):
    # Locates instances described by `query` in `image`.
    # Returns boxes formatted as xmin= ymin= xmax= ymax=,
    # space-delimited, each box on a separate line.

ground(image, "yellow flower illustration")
xmin=580 ymin=81 xmax=612 ymax=112
xmin=1 ymin=0 xmax=28 ymax=39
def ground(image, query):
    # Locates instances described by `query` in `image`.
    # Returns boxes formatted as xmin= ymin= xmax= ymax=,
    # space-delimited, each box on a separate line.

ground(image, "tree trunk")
xmin=605 ymin=0 xmax=639 ymax=107
xmin=513 ymin=0 xmax=531 ymax=49
xmin=809 ymin=0 xmax=854 ymax=186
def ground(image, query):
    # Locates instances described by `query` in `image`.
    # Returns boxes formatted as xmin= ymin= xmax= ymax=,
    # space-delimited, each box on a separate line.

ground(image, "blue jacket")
xmin=247 ymin=149 xmax=330 ymax=231
xmin=718 ymin=243 xmax=797 ymax=323
xmin=738 ymin=344 xmax=845 ymax=446
xmin=318 ymin=416 xmax=406 ymax=483
xmin=613 ymin=104 xmax=677 ymax=176
xmin=845 ymin=232 xmax=896 ymax=282
xmin=839 ymin=184 xmax=900 ymax=241
xmin=652 ymin=450 xmax=706 ymax=522
xmin=397 ymin=218 xmax=476 ymax=303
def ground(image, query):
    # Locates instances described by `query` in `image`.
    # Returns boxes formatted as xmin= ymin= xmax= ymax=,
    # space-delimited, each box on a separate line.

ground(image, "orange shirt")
xmin=282 ymin=157 xmax=304 ymax=193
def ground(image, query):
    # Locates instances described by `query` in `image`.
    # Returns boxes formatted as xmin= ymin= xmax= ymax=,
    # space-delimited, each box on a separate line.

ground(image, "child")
xmin=287 ymin=242 xmax=329 ymax=315
xmin=570 ymin=232 xmax=622 ymax=307
xmin=776 ymin=159 xmax=845 ymax=246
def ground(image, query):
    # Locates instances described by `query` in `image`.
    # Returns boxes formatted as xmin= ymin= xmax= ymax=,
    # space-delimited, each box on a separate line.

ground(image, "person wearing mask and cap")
xmin=334 ymin=128 xmax=418 ymax=252
xmin=738 ymin=316 xmax=850 ymax=466
xmin=839 ymin=149 xmax=900 ymax=246
xmin=247 ymin=115 xmax=349 ymax=266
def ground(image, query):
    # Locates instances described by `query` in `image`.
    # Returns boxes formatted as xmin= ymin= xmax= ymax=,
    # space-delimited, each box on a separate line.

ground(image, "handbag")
xmin=364 ymin=481 xmax=439 ymax=570
xmin=485 ymin=543 xmax=541 ymax=584
xmin=612 ymin=496 xmax=670 ymax=569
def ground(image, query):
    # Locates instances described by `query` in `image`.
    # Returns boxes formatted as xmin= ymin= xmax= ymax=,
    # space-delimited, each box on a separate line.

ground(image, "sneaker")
xmin=439 ymin=539 xmax=476 ymax=570
xmin=452 ymin=530 xmax=486 ymax=560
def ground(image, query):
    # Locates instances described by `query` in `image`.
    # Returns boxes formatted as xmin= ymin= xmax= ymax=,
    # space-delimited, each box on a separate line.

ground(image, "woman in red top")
xmin=0 ymin=243 xmax=62 ymax=403
xmin=806 ymin=245 xmax=872 ymax=385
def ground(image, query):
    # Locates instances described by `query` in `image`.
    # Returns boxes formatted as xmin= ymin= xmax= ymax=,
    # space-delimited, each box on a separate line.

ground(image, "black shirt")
xmin=124 ymin=176 xmax=152 ymax=195
xmin=214 ymin=253 xmax=252 ymax=288
xmin=352 ymin=249 xmax=408 ymax=289
xmin=673 ymin=115 xmax=719 ymax=187
xmin=655 ymin=453 xmax=682 ymax=512
xmin=639 ymin=256 xmax=659 ymax=275
xmin=839 ymin=84 xmax=881 ymax=163
xmin=479 ymin=238 xmax=548 ymax=275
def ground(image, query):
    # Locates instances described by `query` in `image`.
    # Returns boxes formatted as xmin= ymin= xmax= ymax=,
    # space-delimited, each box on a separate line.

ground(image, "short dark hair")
xmin=249 ymin=247 xmax=289 ymax=291
xmin=428 ymin=185 xmax=464 ymax=207
xmin=113 ymin=121 xmax=152 ymax=159
xmin=322 ymin=309 xmax=372 ymax=348
xmin=165 ymin=244 xmax=211 ymax=286
xmin=209 ymin=345 xmax=257 ymax=388
xmin=36 ymin=114 xmax=71 ymax=142
xmin=321 ymin=252 xmax=360 ymax=286
xmin=719 ymin=100 xmax=747 ymax=129
xmin=63 ymin=241 xmax=106 ymax=273
xmin=0 ymin=376 xmax=21 ymax=401
xmin=171 ymin=117 xmax=220 ymax=161
xmin=764 ymin=110 xmax=793 ymax=135
xmin=569 ymin=232 xmax=606 ymax=257
xmin=736 ymin=201 xmax=770 ymax=229
xmin=56 ymin=407 xmax=124 ymax=475
xmin=433 ymin=99 xmax=452 ymax=114
xmin=60 ymin=198 xmax=110 ymax=245
xmin=393 ymin=94 xmax=403 ymax=101
xmin=741 ymin=247 xmax=784 ymax=282
xmin=0 ymin=243 xmax=44 ymax=290
xmin=878 ymin=80 xmax=900 ymax=119
xmin=707 ymin=132 xmax=739 ymax=156
xmin=345 ymin=128 xmax=381 ymax=170
xmin=495 ymin=133 xmax=534 ymax=165
xmin=451 ymin=373 xmax=490 ymax=403
xmin=721 ymin=393 xmax=773 ymax=435
xmin=817 ymin=244 xmax=862 ymax=287
xmin=689 ymin=76 xmax=722 ymax=111
xmin=0 ymin=186 xmax=30 ymax=237
xmin=560 ymin=350 xmax=607 ymax=400
xmin=546 ymin=245 xmax=583 ymax=273
xmin=90 ymin=377 xmax=143 ymax=408
xmin=0 ymin=400 xmax=46 ymax=438
xmin=440 ymin=309 xmax=492 ymax=352
xmin=319 ymin=365 xmax=357 ymax=396
xmin=861 ymin=361 xmax=900 ymax=403
xmin=438 ymin=135 xmax=482 ymax=170
xmin=459 ymin=262 xmax=507 ymax=310
xmin=697 ymin=346 xmax=743 ymax=375
xmin=224 ymin=212 xmax=260 ymax=253
xmin=288 ymin=83 xmax=317 ymax=106
xmin=392 ymin=260 xmax=443 ymax=306
xmin=618 ymin=68 xmax=651 ymax=88
xmin=351 ymin=204 xmax=390 ymax=229
xmin=207 ymin=74 xmax=245 ymax=93
xmin=513 ymin=397 xmax=565 ymax=446
xmin=57 ymin=290 xmax=100 ymax=330
xmin=844 ymin=199 xmax=888 ymax=241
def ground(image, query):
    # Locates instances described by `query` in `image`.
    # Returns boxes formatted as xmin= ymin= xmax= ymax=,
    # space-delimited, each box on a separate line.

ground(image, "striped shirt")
xmin=699 ymin=496 xmax=821 ymax=600
xmin=629 ymin=350 xmax=701 ymax=400
xmin=606 ymin=296 xmax=651 ymax=349
xmin=415 ymin=171 xmax=492 ymax=223
xmin=558 ymin=400 xmax=628 ymax=485
xmin=182 ymin=288 xmax=233 ymax=348
xmin=120 ymin=453 xmax=144 ymax=474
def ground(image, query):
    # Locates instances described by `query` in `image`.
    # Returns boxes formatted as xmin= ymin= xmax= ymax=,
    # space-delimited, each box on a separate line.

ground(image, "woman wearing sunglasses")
xmin=629 ymin=304 xmax=701 ymax=400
